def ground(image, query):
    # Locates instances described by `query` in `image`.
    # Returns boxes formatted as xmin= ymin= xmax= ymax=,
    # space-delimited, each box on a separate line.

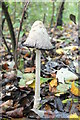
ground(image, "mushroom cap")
xmin=23 ymin=21 xmax=53 ymax=50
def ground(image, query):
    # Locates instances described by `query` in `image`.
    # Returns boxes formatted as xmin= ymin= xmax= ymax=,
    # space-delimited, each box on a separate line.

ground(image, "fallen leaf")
xmin=19 ymin=73 xmax=35 ymax=87
xmin=40 ymin=77 xmax=52 ymax=84
xmin=55 ymin=92 xmax=66 ymax=96
xmin=11 ymin=118 xmax=26 ymax=120
xmin=29 ymin=77 xmax=52 ymax=89
xmin=24 ymin=53 xmax=31 ymax=58
xmin=49 ymin=78 xmax=57 ymax=93
xmin=18 ymin=58 xmax=24 ymax=71
xmin=44 ymin=111 xmax=55 ymax=118
xmin=29 ymin=81 xmax=35 ymax=89
xmin=57 ymin=83 xmax=71 ymax=93
xmin=70 ymin=81 xmax=80 ymax=96
xmin=56 ymin=46 xmax=78 ymax=55
xmin=62 ymin=98 xmax=78 ymax=104
xmin=44 ymin=104 xmax=51 ymax=111
xmin=64 ymin=46 xmax=78 ymax=51
xmin=6 ymin=107 xmax=24 ymax=118
xmin=49 ymin=85 xmax=57 ymax=93
xmin=54 ymin=109 xmax=69 ymax=118
xmin=2 ymin=63 xmax=9 ymax=71
xmin=69 ymin=113 xmax=79 ymax=119
xmin=56 ymin=48 xmax=64 ymax=55
xmin=56 ymin=68 xmax=78 ymax=83
xmin=0 ymin=100 xmax=13 ymax=108
xmin=76 ymin=104 xmax=80 ymax=111
xmin=24 ymin=67 xmax=35 ymax=73
xmin=51 ymin=73 xmax=56 ymax=78
xmin=49 ymin=78 xmax=57 ymax=87
xmin=0 ymin=100 xmax=13 ymax=112
xmin=8 ymin=61 xmax=15 ymax=69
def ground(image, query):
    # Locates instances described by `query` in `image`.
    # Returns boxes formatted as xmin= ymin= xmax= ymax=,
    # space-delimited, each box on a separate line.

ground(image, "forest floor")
xmin=0 ymin=22 xmax=80 ymax=119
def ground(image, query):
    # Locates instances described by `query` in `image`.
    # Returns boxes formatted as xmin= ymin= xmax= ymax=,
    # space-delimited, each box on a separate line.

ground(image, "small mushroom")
xmin=23 ymin=21 xmax=53 ymax=109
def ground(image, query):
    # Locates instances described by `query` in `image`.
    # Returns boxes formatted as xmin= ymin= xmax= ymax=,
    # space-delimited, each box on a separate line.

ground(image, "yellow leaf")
xmin=69 ymin=113 xmax=79 ymax=119
xmin=56 ymin=49 xmax=64 ymax=55
xmin=44 ymin=104 xmax=51 ymax=111
xmin=70 ymin=81 xmax=80 ymax=96
xmin=29 ymin=81 xmax=35 ymax=89
xmin=55 ymin=92 xmax=65 ymax=96
xmin=25 ymin=32 xmax=29 ymax=36
xmin=49 ymin=78 xmax=57 ymax=87
xmin=71 ymin=46 xmax=77 ymax=51
xmin=67 ymin=33 xmax=71 ymax=37
xmin=42 ymin=61 xmax=45 ymax=65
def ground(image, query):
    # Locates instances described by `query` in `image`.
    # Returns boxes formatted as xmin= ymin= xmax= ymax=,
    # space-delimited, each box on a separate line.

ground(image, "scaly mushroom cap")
xmin=23 ymin=21 xmax=53 ymax=50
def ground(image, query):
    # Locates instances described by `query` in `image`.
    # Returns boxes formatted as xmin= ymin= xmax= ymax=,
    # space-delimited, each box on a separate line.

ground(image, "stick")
xmin=16 ymin=1 xmax=29 ymax=47
xmin=0 ymin=29 xmax=12 ymax=55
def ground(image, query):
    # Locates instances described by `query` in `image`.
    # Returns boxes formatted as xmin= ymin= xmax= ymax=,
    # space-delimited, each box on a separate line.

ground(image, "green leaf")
xmin=57 ymin=83 xmax=71 ymax=93
xmin=19 ymin=78 xmax=26 ymax=87
xmin=19 ymin=74 xmax=52 ymax=88
xmin=40 ymin=77 xmax=52 ymax=84
xmin=13 ymin=22 xmax=20 ymax=28
xmin=20 ymin=31 xmax=24 ymax=38
xmin=18 ymin=58 xmax=24 ymax=71
xmin=62 ymin=98 xmax=78 ymax=104
xmin=19 ymin=73 xmax=35 ymax=87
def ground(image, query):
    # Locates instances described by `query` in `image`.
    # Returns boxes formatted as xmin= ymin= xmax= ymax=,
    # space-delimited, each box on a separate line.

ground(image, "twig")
xmin=43 ymin=13 xmax=46 ymax=24
xmin=16 ymin=1 xmax=29 ymax=48
xmin=14 ymin=1 xmax=29 ymax=68
xmin=2 ymin=2 xmax=16 ymax=53
xmin=0 ymin=29 xmax=12 ymax=55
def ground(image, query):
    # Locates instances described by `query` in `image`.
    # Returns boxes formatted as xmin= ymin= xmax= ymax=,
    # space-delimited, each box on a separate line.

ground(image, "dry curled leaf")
xmin=0 ymin=100 xmax=13 ymax=112
xmin=24 ymin=67 xmax=35 ymax=73
xmin=49 ymin=78 xmax=57 ymax=93
xmin=23 ymin=53 xmax=30 ymax=58
xmin=44 ymin=111 xmax=55 ymax=119
xmin=44 ymin=104 xmax=51 ymax=111
xmin=70 ymin=81 xmax=80 ymax=96
xmin=6 ymin=107 xmax=24 ymax=118
xmin=76 ymin=104 xmax=80 ymax=111
xmin=0 ymin=100 xmax=13 ymax=108
xmin=2 ymin=63 xmax=9 ymax=71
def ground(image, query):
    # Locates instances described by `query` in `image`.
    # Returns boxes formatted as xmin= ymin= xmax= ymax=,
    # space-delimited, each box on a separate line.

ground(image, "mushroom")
xmin=23 ymin=21 xmax=53 ymax=109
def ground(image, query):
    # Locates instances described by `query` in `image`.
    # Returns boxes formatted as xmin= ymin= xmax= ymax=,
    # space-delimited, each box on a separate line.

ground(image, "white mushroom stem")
xmin=34 ymin=49 xmax=41 ymax=109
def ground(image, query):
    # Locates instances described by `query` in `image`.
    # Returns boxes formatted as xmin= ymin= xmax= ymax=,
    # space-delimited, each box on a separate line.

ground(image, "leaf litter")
xmin=0 ymin=23 xmax=80 ymax=119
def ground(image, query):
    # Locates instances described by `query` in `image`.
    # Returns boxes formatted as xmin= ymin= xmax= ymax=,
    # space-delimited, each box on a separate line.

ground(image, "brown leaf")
xmin=44 ymin=111 xmax=55 ymax=118
xmin=0 ymin=100 xmax=13 ymax=112
xmin=6 ymin=107 xmax=24 ymax=118
xmin=0 ymin=100 xmax=13 ymax=107
xmin=24 ymin=67 xmax=35 ymax=73
xmin=76 ymin=104 xmax=80 ymax=111
xmin=44 ymin=104 xmax=51 ymax=111
xmin=51 ymin=73 xmax=56 ymax=78
xmin=23 ymin=53 xmax=31 ymax=58
xmin=2 ymin=63 xmax=9 ymax=71
xmin=49 ymin=78 xmax=57 ymax=93
xmin=49 ymin=85 xmax=57 ymax=93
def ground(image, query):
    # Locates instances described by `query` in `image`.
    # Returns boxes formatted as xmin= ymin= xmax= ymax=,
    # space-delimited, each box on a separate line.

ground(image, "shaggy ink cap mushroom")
xmin=23 ymin=21 xmax=53 ymax=109
xmin=23 ymin=21 xmax=53 ymax=50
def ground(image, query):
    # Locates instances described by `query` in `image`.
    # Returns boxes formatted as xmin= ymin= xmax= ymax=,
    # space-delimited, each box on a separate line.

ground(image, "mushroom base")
xmin=34 ymin=96 xmax=41 ymax=109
